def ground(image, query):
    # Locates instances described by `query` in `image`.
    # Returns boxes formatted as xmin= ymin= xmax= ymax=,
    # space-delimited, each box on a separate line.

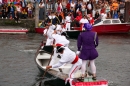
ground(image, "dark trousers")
xmin=8 ymin=11 xmax=15 ymax=18
xmin=14 ymin=12 xmax=19 ymax=23
xmin=2 ymin=11 xmax=7 ymax=18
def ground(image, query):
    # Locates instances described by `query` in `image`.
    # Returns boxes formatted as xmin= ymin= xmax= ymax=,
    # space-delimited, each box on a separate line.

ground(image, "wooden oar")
xmin=42 ymin=49 xmax=54 ymax=78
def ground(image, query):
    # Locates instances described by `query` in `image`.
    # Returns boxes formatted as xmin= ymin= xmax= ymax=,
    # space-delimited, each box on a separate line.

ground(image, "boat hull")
xmin=0 ymin=29 xmax=28 ymax=34
xmin=35 ymin=28 xmax=45 ymax=34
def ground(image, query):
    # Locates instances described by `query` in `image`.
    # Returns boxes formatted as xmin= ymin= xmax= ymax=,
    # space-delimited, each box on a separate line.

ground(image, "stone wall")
xmin=0 ymin=18 xmax=35 ymax=32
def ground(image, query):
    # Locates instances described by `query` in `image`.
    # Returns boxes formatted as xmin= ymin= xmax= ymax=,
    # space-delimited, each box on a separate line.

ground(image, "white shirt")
xmin=43 ymin=29 xmax=47 ymax=35
xmin=52 ymin=47 xmax=76 ymax=68
xmin=39 ymin=3 xmax=44 ymax=7
xmin=70 ymin=3 xmax=75 ymax=8
xmin=65 ymin=16 xmax=71 ymax=22
xmin=56 ymin=24 xmax=62 ymax=35
xmin=16 ymin=7 xmax=21 ymax=12
xmin=101 ymin=13 xmax=107 ymax=19
xmin=46 ymin=25 xmax=55 ymax=39
xmin=79 ymin=18 xmax=89 ymax=23
xmin=52 ymin=34 xmax=69 ymax=47
xmin=83 ymin=0 xmax=87 ymax=3
xmin=87 ymin=3 xmax=92 ymax=9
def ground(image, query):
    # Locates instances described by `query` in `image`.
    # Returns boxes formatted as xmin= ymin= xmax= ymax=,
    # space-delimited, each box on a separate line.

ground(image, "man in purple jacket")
xmin=76 ymin=23 xmax=98 ymax=80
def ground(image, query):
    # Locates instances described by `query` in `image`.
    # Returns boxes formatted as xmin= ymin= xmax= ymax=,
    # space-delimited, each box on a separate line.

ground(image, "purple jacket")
xmin=77 ymin=31 xmax=98 ymax=60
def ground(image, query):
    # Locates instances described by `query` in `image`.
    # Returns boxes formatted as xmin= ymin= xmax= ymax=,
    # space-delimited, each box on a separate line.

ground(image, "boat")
xmin=92 ymin=19 xmax=130 ymax=33
xmin=35 ymin=19 xmax=130 ymax=38
xmin=35 ymin=27 xmax=46 ymax=34
xmin=0 ymin=26 xmax=28 ymax=34
xmin=35 ymin=43 xmax=108 ymax=86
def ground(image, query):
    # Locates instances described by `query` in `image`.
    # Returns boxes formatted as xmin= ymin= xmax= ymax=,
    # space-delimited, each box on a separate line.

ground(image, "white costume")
xmin=65 ymin=16 xmax=71 ymax=31
xmin=52 ymin=47 xmax=82 ymax=86
xmin=101 ymin=13 xmax=107 ymax=19
xmin=79 ymin=18 xmax=89 ymax=30
xmin=56 ymin=24 xmax=66 ymax=35
xmin=45 ymin=25 xmax=56 ymax=45
xmin=49 ymin=34 xmax=70 ymax=65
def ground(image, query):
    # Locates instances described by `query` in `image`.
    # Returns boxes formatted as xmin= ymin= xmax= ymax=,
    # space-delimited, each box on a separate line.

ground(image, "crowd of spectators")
xmin=0 ymin=0 xmax=128 ymax=24
xmin=38 ymin=0 xmax=127 ymax=28
xmin=0 ymin=0 xmax=34 ymax=22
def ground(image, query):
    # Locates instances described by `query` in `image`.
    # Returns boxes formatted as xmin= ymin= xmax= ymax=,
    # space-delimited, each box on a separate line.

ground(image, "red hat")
xmin=56 ymin=43 xmax=63 ymax=46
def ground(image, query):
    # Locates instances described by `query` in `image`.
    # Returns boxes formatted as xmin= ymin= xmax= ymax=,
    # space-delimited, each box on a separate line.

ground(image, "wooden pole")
xmin=124 ymin=2 xmax=130 ymax=22
xmin=35 ymin=1 xmax=39 ymax=28
xmin=44 ymin=0 xmax=46 ymax=19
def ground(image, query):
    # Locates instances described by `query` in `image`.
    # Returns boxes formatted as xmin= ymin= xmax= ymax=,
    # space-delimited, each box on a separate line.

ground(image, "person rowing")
xmin=46 ymin=44 xmax=82 ymax=86
xmin=49 ymin=30 xmax=70 ymax=66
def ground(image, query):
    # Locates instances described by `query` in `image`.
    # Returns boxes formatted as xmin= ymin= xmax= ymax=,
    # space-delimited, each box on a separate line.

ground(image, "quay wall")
xmin=0 ymin=19 xmax=35 ymax=32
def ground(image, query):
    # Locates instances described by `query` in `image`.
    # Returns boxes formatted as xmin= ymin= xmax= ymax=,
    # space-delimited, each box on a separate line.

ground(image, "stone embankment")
xmin=0 ymin=18 xmax=35 ymax=32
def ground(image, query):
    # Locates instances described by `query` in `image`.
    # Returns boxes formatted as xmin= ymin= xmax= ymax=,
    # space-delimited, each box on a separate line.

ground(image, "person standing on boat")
xmin=49 ymin=31 xmax=70 ymax=66
xmin=46 ymin=44 xmax=82 ymax=86
xmin=65 ymin=13 xmax=72 ymax=31
xmin=76 ymin=23 xmax=98 ymax=80
xmin=55 ymin=23 xmax=66 ymax=35
xmin=79 ymin=15 xmax=89 ymax=31
xmin=44 ymin=23 xmax=56 ymax=45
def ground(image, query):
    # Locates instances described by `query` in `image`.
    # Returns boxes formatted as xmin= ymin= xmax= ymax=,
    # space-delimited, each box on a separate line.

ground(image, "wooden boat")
xmin=35 ymin=43 xmax=108 ymax=86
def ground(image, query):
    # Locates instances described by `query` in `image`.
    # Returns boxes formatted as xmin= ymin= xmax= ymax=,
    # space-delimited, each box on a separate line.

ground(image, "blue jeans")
xmin=8 ymin=11 xmax=14 ymax=18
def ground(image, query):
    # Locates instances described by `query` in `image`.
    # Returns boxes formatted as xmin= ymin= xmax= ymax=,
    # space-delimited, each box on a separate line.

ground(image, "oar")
xmin=43 ymin=49 xmax=54 ymax=78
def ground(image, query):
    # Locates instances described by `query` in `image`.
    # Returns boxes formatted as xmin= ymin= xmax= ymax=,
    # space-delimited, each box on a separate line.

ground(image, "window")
xmin=112 ymin=20 xmax=120 ymax=23
xmin=103 ymin=20 xmax=111 ymax=24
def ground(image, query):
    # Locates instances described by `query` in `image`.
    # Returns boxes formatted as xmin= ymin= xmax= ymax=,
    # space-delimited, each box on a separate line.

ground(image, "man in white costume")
xmin=55 ymin=23 xmax=66 ymax=35
xmin=46 ymin=45 xmax=82 ymax=86
xmin=65 ymin=13 xmax=71 ymax=31
xmin=49 ymin=31 xmax=70 ymax=65
xmin=79 ymin=15 xmax=89 ymax=30
xmin=43 ymin=23 xmax=56 ymax=45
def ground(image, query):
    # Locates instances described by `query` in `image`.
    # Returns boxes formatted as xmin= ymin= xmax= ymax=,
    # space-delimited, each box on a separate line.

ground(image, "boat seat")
xmin=37 ymin=53 xmax=51 ymax=59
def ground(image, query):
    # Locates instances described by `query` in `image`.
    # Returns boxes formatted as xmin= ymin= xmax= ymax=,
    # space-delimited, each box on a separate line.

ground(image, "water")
xmin=0 ymin=33 xmax=130 ymax=86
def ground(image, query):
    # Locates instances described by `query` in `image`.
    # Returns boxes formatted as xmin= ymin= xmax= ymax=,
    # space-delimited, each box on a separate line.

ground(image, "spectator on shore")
xmin=39 ymin=1 xmax=45 ymax=20
xmin=87 ymin=0 xmax=93 ymax=15
xmin=75 ymin=1 xmax=81 ymax=13
xmin=119 ymin=1 xmax=125 ymax=15
xmin=20 ymin=0 xmax=26 ymax=12
xmin=56 ymin=12 xmax=62 ymax=23
xmin=62 ymin=0 xmax=67 ymax=10
xmin=27 ymin=2 xmax=33 ymax=18
xmin=1 ymin=4 xmax=8 ymax=19
xmin=14 ymin=10 xmax=20 ymax=23
xmin=21 ymin=9 xmax=27 ymax=19
xmin=8 ymin=3 xmax=15 ymax=19
xmin=112 ymin=0 xmax=119 ymax=16
xmin=94 ymin=11 xmax=100 ymax=20
xmin=16 ymin=5 xmax=21 ymax=19
xmin=104 ymin=1 xmax=110 ymax=13
xmin=81 ymin=2 xmax=86 ymax=16
xmin=106 ymin=11 xmax=112 ymax=19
